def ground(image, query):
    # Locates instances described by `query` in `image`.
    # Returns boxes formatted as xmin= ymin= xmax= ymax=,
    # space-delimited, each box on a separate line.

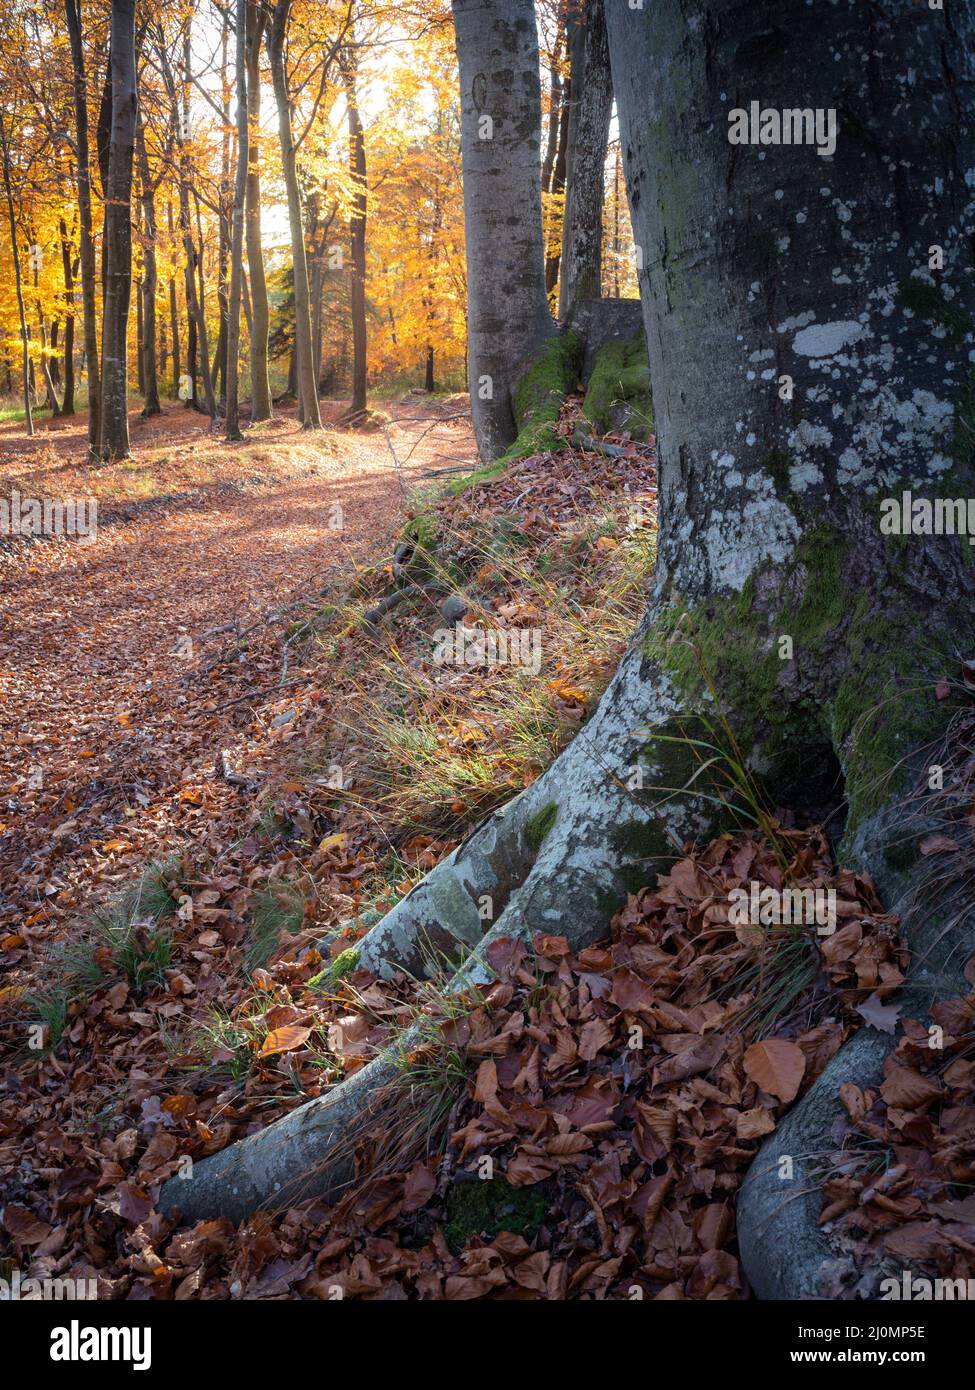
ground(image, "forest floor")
xmin=0 ymin=395 xmax=972 ymax=1301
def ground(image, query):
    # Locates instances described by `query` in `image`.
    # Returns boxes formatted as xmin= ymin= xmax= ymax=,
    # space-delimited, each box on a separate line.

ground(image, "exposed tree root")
xmin=738 ymin=798 xmax=975 ymax=1298
xmin=161 ymin=627 xmax=975 ymax=1305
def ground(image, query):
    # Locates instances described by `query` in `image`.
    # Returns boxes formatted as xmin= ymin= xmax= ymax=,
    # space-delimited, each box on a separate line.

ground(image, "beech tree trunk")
xmin=451 ymin=0 xmax=554 ymax=459
xmin=58 ymin=223 xmax=76 ymax=415
xmin=136 ymin=113 xmax=160 ymax=417
xmin=167 ymin=199 xmax=180 ymax=398
xmin=0 ymin=113 xmax=33 ymax=436
xmin=557 ymin=0 xmax=612 ymax=320
xmin=266 ymin=0 xmax=321 ymax=428
xmin=162 ymin=0 xmax=975 ymax=1263
xmin=225 ymin=0 xmax=248 ymax=441
xmin=244 ymin=0 xmax=271 ymax=422
xmin=99 ymin=0 xmax=137 ymax=460
xmin=342 ymin=43 xmax=368 ymax=419
xmin=65 ymin=0 xmax=100 ymax=451
xmin=544 ymin=60 xmax=570 ymax=296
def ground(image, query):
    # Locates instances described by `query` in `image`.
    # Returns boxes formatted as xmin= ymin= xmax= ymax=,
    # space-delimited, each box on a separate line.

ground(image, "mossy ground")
xmin=581 ymin=333 xmax=654 ymax=440
xmin=444 ymin=1178 xmax=550 ymax=1254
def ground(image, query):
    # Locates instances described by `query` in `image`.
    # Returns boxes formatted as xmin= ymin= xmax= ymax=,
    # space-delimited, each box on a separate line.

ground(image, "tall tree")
xmin=64 ymin=0 xmax=99 ymax=450
xmin=0 ymin=109 xmax=33 ymax=435
xmin=156 ymin=17 xmax=217 ymax=421
xmin=244 ymin=0 xmax=270 ymax=421
xmin=58 ymin=219 xmax=76 ymax=414
xmin=451 ymin=0 xmax=553 ymax=459
xmin=341 ymin=39 xmax=367 ymax=419
xmin=224 ymin=0 xmax=247 ymax=441
xmin=266 ymin=0 xmax=321 ymax=428
xmin=99 ymin=0 xmax=137 ymax=459
xmin=557 ymin=0 xmax=612 ymax=319
xmin=135 ymin=110 xmax=161 ymax=415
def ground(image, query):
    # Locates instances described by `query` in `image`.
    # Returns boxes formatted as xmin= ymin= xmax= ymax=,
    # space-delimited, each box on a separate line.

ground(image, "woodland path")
xmin=0 ymin=396 xmax=474 ymax=938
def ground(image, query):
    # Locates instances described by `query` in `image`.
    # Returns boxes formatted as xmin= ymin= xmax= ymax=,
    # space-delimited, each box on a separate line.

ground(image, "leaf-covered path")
xmin=0 ymin=398 xmax=473 ymax=936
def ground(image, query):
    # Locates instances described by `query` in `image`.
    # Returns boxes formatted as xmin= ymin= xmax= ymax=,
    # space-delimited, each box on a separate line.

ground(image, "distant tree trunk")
xmin=64 ymin=0 xmax=99 ymax=449
xmin=0 ymin=115 xmax=34 ymax=435
xmin=225 ymin=0 xmax=248 ymax=441
xmin=212 ymin=7 xmax=231 ymax=406
xmin=451 ymin=0 xmax=554 ymax=459
xmin=540 ymin=28 xmax=562 ymax=200
xmin=135 ymin=261 xmax=144 ymax=392
xmin=37 ymin=305 xmax=62 ymax=415
xmin=186 ymin=292 xmax=197 ymax=408
xmin=342 ymin=44 xmax=368 ymax=418
xmin=50 ymin=321 xmax=62 ymax=386
xmin=136 ymin=114 xmax=161 ymax=416
xmin=157 ymin=23 xmax=216 ymax=420
xmin=99 ymin=0 xmax=137 ymax=460
xmin=558 ymin=0 xmax=612 ymax=319
xmin=266 ymin=0 xmax=320 ymax=428
xmin=167 ymin=199 xmax=180 ymax=397
xmin=544 ymin=69 xmax=571 ymax=296
xmin=244 ymin=0 xmax=271 ymax=421
xmin=58 ymin=221 xmax=76 ymax=414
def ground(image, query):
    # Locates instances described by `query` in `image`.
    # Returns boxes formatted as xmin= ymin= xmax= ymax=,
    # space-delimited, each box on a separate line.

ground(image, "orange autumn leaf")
xmin=742 ymin=1038 xmax=806 ymax=1103
xmin=260 ymin=1025 xmax=313 ymax=1057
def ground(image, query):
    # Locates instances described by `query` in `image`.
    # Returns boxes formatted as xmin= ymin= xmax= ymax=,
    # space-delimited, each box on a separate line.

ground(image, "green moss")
xmin=308 ymin=946 xmax=360 ymax=990
xmin=330 ymin=946 xmax=360 ymax=980
xmin=610 ymin=817 xmax=676 ymax=864
xmin=444 ymin=1178 xmax=549 ymax=1254
xmin=897 ymin=278 xmax=972 ymax=348
xmin=525 ymin=802 xmax=558 ymax=852
xmin=445 ymin=460 xmax=507 ymax=495
xmin=500 ymin=331 xmax=581 ymax=463
xmin=826 ymin=604 xmax=956 ymax=838
xmin=581 ymin=333 xmax=654 ymax=440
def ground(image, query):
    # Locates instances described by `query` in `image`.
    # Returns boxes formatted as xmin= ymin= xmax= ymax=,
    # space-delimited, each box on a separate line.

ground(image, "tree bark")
xmin=135 ymin=114 xmax=160 ymax=416
xmin=342 ymin=43 xmax=368 ymax=419
xmin=244 ymin=0 xmax=271 ymax=421
xmin=58 ymin=225 xmax=76 ymax=414
xmin=266 ymin=0 xmax=321 ymax=428
xmin=156 ymin=23 xmax=216 ymax=421
xmin=557 ymin=0 xmax=612 ymax=320
xmin=99 ymin=0 xmax=137 ymax=460
xmin=544 ymin=62 xmax=571 ymax=296
xmin=451 ymin=0 xmax=554 ymax=460
xmin=167 ymin=199 xmax=180 ymax=398
xmin=225 ymin=0 xmax=248 ymax=441
xmin=65 ymin=0 xmax=100 ymax=447
xmin=162 ymin=0 xmax=975 ymax=1252
xmin=0 ymin=120 xmax=34 ymax=437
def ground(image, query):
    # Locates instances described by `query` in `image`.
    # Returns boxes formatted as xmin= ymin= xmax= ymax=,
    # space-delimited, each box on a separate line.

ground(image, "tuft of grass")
xmin=246 ymin=881 xmax=308 ymax=970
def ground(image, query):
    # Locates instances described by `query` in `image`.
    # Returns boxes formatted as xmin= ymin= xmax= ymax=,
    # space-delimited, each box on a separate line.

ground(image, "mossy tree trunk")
xmin=557 ymin=0 xmax=613 ymax=321
xmin=606 ymin=0 xmax=975 ymax=1298
xmin=452 ymin=0 xmax=555 ymax=460
xmin=99 ymin=0 xmax=137 ymax=460
xmin=162 ymin=0 xmax=975 ymax=1253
